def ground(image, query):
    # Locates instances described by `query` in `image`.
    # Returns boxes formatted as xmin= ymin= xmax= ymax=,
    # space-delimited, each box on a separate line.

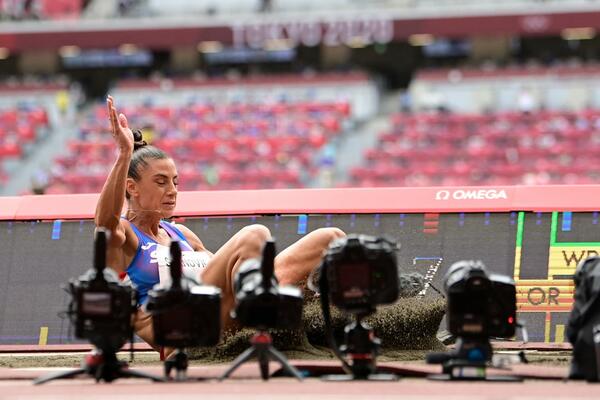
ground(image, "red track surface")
xmin=1 ymin=360 xmax=599 ymax=399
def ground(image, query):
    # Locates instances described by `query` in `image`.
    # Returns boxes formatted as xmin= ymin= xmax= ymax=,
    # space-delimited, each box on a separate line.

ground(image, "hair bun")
xmin=132 ymin=129 xmax=147 ymax=151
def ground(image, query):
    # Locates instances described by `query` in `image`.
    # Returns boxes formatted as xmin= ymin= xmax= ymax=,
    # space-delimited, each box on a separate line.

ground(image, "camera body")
xmin=233 ymin=258 xmax=303 ymax=329
xmin=325 ymin=234 xmax=399 ymax=313
xmin=232 ymin=240 xmax=303 ymax=330
xmin=568 ymin=256 xmax=600 ymax=381
xmin=145 ymin=240 xmax=221 ymax=349
xmin=146 ymin=282 xmax=221 ymax=348
xmin=445 ymin=260 xmax=516 ymax=338
xmin=70 ymin=268 xmax=137 ymax=352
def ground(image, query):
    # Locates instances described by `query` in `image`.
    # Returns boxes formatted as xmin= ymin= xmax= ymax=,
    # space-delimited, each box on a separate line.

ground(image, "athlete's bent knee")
xmin=313 ymin=227 xmax=346 ymax=245
xmin=239 ymin=224 xmax=271 ymax=241
xmin=237 ymin=224 xmax=271 ymax=254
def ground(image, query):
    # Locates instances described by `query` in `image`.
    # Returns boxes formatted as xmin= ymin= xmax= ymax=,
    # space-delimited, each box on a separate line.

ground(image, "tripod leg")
xmin=267 ymin=346 xmax=304 ymax=381
xmin=593 ymin=325 xmax=600 ymax=381
xmin=219 ymin=347 xmax=257 ymax=380
xmin=259 ymin=351 xmax=269 ymax=381
xmin=164 ymin=361 xmax=173 ymax=379
xmin=33 ymin=368 xmax=87 ymax=385
xmin=164 ymin=350 xmax=188 ymax=381
xmin=119 ymin=367 xmax=165 ymax=382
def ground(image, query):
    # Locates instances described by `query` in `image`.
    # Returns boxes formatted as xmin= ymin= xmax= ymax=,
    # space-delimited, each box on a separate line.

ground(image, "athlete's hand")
xmin=107 ymin=95 xmax=134 ymax=155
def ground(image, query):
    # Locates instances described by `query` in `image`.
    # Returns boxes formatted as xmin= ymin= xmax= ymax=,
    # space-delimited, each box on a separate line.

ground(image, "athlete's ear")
xmin=126 ymin=178 xmax=139 ymax=198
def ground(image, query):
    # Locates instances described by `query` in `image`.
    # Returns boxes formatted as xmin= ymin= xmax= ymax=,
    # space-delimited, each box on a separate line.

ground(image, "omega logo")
xmin=435 ymin=189 xmax=508 ymax=201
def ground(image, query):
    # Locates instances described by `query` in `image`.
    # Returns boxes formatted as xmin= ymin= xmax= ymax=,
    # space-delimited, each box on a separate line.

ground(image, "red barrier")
xmin=1 ymin=185 xmax=599 ymax=221
xmin=0 ymin=196 xmax=21 ymax=220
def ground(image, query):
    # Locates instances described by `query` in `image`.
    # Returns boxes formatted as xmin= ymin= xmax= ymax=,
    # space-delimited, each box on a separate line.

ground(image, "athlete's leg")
xmin=200 ymin=226 xmax=344 ymax=331
xmin=138 ymin=226 xmax=344 ymax=358
xmin=133 ymin=309 xmax=175 ymax=358
xmin=139 ymin=225 xmax=271 ymax=359
xmin=133 ymin=309 xmax=156 ymax=350
xmin=200 ymin=224 xmax=272 ymax=331
xmin=274 ymin=227 xmax=345 ymax=286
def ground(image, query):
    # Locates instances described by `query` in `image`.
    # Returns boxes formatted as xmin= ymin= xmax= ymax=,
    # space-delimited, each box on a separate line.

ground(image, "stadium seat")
xmin=46 ymin=99 xmax=351 ymax=193
xmin=349 ymin=109 xmax=600 ymax=187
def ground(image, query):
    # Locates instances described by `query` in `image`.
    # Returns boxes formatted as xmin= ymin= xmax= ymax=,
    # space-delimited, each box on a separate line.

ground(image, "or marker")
xmin=423 ymin=213 xmax=439 ymax=234
xmin=544 ymin=312 xmax=551 ymax=343
xmin=274 ymin=214 xmax=280 ymax=229
xmin=297 ymin=214 xmax=308 ymax=234
xmin=555 ymin=324 xmax=565 ymax=343
xmin=38 ymin=327 xmax=48 ymax=346
xmin=413 ymin=256 xmax=442 ymax=265
xmin=516 ymin=212 xmax=525 ymax=247
xmin=550 ymin=212 xmax=558 ymax=246
xmin=550 ymin=212 xmax=600 ymax=246
xmin=561 ymin=212 xmax=572 ymax=232
xmin=51 ymin=220 xmax=62 ymax=240
xmin=552 ymin=274 xmax=575 ymax=280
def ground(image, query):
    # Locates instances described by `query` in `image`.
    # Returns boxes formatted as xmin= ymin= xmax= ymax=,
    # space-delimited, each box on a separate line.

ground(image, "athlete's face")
xmin=128 ymin=158 xmax=178 ymax=219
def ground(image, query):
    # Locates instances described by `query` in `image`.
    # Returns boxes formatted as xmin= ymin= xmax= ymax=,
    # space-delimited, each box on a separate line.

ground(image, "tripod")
xmin=34 ymin=348 xmax=164 ymax=385
xmin=426 ymin=336 xmax=521 ymax=381
xmin=220 ymin=330 xmax=303 ymax=381
xmin=323 ymin=313 xmax=398 ymax=381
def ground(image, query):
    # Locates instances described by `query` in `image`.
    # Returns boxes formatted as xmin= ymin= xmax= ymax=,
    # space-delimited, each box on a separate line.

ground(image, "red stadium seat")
xmin=350 ymin=109 xmax=600 ymax=188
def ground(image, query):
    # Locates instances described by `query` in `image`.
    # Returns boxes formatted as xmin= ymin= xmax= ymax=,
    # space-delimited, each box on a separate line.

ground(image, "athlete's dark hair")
xmin=126 ymin=129 xmax=168 ymax=199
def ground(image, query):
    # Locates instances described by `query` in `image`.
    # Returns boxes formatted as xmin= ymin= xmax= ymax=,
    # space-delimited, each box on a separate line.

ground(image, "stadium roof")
xmin=2 ymin=4 xmax=600 ymax=51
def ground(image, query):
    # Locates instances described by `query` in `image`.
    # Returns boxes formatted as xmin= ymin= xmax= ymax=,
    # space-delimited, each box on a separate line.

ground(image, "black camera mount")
xmin=220 ymin=329 xmax=303 ymax=381
xmin=146 ymin=239 xmax=221 ymax=381
xmin=568 ymin=256 xmax=600 ymax=381
xmin=35 ymin=229 xmax=163 ymax=384
xmin=157 ymin=241 xmax=190 ymax=382
xmin=426 ymin=336 xmax=521 ymax=381
xmin=318 ymin=235 xmax=401 ymax=381
xmin=34 ymin=348 xmax=164 ymax=384
xmin=220 ymin=240 xmax=303 ymax=381
xmin=322 ymin=310 xmax=397 ymax=381
xmin=426 ymin=260 xmax=521 ymax=382
xmin=164 ymin=349 xmax=189 ymax=381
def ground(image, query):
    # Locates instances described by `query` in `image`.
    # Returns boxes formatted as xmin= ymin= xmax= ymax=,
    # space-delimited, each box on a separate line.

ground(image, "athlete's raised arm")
xmin=94 ymin=95 xmax=134 ymax=248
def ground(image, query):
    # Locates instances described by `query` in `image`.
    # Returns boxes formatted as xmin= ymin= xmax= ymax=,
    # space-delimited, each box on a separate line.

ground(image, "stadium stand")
xmin=0 ymin=82 xmax=64 ymax=188
xmin=104 ymin=0 xmax=600 ymax=17
xmin=7 ymin=0 xmax=595 ymax=19
xmin=0 ymin=0 xmax=81 ymax=20
xmin=348 ymin=109 xmax=600 ymax=188
xmin=410 ymin=64 xmax=600 ymax=113
xmin=44 ymin=73 xmax=373 ymax=194
xmin=5 ymin=0 xmax=600 ymax=195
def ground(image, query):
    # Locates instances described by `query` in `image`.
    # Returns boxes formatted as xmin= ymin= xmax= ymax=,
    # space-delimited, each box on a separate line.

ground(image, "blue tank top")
xmin=126 ymin=220 xmax=203 ymax=304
